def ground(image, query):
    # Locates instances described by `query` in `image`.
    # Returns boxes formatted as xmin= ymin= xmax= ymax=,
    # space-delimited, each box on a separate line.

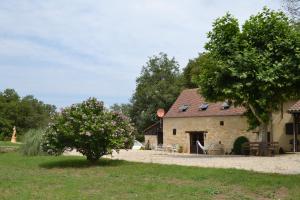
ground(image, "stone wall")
xmin=272 ymin=101 xmax=297 ymax=152
xmin=144 ymin=135 xmax=157 ymax=149
xmin=160 ymin=101 xmax=297 ymax=154
xmin=163 ymin=115 xmax=257 ymax=154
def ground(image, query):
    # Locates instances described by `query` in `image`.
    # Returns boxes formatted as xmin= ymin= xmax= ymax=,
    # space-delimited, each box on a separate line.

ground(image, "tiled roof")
xmin=164 ymin=88 xmax=246 ymax=118
xmin=288 ymin=100 xmax=300 ymax=113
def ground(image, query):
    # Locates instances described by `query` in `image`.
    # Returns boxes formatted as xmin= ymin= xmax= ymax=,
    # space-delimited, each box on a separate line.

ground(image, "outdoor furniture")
xmin=196 ymin=140 xmax=215 ymax=154
xmin=268 ymin=142 xmax=279 ymax=155
xmin=171 ymin=144 xmax=179 ymax=153
xmin=155 ymin=144 xmax=164 ymax=151
xmin=244 ymin=142 xmax=279 ymax=156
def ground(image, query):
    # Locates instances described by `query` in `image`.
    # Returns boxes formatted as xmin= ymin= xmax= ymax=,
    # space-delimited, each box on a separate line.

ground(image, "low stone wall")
xmin=0 ymin=146 xmax=19 ymax=153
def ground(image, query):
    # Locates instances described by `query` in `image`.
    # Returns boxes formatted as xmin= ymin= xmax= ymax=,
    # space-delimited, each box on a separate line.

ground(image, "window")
xmin=221 ymin=101 xmax=230 ymax=110
xmin=286 ymin=123 xmax=300 ymax=135
xmin=173 ymin=129 xmax=176 ymax=135
xmin=179 ymin=104 xmax=189 ymax=112
xmin=199 ymin=103 xmax=209 ymax=111
xmin=286 ymin=123 xmax=293 ymax=135
xmin=220 ymin=121 xmax=224 ymax=126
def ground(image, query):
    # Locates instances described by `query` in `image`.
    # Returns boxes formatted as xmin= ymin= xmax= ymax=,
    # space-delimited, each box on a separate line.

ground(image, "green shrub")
xmin=20 ymin=129 xmax=46 ymax=156
xmin=42 ymin=98 xmax=135 ymax=162
xmin=233 ymin=136 xmax=249 ymax=155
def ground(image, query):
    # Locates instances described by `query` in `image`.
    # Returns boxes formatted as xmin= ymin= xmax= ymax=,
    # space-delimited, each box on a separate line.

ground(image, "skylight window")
xmin=221 ymin=101 xmax=230 ymax=110
xmin=179 ymin=104 xmax=189 ymax=112
xmin=199 ymin=103 xmax=209 ymax=111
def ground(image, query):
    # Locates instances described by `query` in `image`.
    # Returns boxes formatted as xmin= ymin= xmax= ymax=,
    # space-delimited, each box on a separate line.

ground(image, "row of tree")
xmin=0 ymin=89 xmax=56 ymax=140
xmin=112 ymin=7 xmax=300 ymax=142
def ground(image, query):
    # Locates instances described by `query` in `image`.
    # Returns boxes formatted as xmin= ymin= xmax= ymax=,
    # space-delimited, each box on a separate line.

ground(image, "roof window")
xmin=179 ymin=104 xmax=189 ymax=112
xmin=199 ymin=103 xmax=209 ymax=111
xmin=221 ymin=101 xmax=230 ymax=110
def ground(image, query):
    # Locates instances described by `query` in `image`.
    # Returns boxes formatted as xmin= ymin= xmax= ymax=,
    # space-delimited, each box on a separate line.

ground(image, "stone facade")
xmin=163 ymin=115 xmax=258 ymax=154
xmin=144 ymin=135 xmax=157 ymax=149
xmin=145 ymin=88 xmax=299 ymax=154
xmin=271 ymin=101 xmax=297 ymax=151
xmin=160 ymin=101 xmax=298 ymax=154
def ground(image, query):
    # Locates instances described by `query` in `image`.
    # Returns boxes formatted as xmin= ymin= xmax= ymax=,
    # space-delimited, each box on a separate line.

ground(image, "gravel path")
xmin=64 ymin=149 xmax=300 ymax=174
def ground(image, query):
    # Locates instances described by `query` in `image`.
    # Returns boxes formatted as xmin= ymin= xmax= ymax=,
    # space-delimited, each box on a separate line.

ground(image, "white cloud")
xmin=0 ymin=0 xmax=282 ymax=107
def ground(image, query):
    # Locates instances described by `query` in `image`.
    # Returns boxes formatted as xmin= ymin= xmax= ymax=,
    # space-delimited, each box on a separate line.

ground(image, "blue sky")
xmin=0 ymin=0 xmax=282 ymax=108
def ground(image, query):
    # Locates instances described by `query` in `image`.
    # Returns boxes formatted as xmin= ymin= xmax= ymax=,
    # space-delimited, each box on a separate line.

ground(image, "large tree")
xmin=195 ymin=8 xmax=300 ymax=150
xmin=110 ymin=103 xmax=132 ymax=118
xmin=182 ymin=53 xmax=216 ymax=88
xmin=130 ymin=53 xmax=182 ymax=137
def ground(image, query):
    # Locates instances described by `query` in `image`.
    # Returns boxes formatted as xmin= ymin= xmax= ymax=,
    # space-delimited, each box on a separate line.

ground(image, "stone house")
xmin=145 ymin=88 xmax=300 ymax=154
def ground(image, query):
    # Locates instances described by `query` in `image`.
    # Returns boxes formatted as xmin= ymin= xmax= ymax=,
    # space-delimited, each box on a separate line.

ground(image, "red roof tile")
xmin=288 ymin=100 xmax=300 ymax=113
xmin=164 ymin=88 xmax=246 ymax=118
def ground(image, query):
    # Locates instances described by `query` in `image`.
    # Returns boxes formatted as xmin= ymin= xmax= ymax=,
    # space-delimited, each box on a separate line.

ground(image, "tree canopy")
xmin=110 ymin=103 xmax=132 ymax=118
xmin=182 ymin=53 xmax=215 ymax=89
xmin=0 ymin=89 xmax=56 ymax=140
xmin=130 ymin=53 xmax=182 ymax=137
xmin=195 ymin=8 xmax=300 ymax=144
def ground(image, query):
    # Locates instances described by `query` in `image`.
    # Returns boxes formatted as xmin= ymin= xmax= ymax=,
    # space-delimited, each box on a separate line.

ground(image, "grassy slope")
xmin=0 ymin=153 xmax=300 ymax=200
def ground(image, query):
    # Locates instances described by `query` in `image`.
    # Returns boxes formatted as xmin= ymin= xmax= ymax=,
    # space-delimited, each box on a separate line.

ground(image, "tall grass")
xmin=20 ymin=129 xmax=46 ymax=156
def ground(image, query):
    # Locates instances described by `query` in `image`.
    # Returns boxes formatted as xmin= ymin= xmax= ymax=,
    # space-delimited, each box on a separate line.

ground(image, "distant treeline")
xmin=0 ymin=89 xmax=56 ymax=140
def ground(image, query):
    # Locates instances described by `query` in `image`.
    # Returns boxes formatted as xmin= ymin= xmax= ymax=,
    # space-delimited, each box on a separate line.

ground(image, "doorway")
xmin=189 ymin=132 xmax=205 ymax=154
xmin=157 ymin=130 xmax=163 ymax=145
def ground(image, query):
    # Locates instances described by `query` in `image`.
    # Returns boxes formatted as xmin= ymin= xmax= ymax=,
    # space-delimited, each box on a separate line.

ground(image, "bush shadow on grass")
xmin=39 ymin=158 xmax=125 ymax=169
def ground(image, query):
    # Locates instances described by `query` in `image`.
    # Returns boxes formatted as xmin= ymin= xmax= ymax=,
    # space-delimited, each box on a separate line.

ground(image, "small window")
xmin=220 ymin=121 xmax=224 ymax=126
xmin=221 ymin=101 xmax=230 ymax=110
xmin=179 ymin=105 xmax=189 ymax=112
xmin=173 ymin=129 xmax=176 ymax=135
xmin=199 ymin=103 xmax=209 ymax=111
xmin=286 ymin=123 xmax=293 ymax=135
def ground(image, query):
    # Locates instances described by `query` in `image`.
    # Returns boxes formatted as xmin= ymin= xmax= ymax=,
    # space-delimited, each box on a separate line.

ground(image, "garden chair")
xmin=171 ymin=144 xmax=179 ymax=153
xmin=196 ymin=140 xmax=213 ymax=154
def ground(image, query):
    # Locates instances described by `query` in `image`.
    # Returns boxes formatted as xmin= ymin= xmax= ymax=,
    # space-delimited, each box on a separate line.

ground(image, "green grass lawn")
xmin=0 ymin=152 xmax=300 ymax=200
xmin=0 ymin=141 xmax=21 ymax=147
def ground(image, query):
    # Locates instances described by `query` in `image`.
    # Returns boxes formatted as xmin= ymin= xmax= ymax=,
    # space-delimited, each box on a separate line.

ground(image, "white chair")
xmin=171 ymin=144 xmax=179 ymax=153
xmin=196 ymin=140 xmax=213 ymax=154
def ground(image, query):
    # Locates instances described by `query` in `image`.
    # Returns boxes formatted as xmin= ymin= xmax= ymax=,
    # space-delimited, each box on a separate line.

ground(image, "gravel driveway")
xmin=108 ymin=150 xmax=300 ymax=174
xmin=64 ymin=149 xmax=300 ymax=174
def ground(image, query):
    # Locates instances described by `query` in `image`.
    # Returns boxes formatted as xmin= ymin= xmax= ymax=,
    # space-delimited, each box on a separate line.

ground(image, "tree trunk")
xmin=259 ymin=123 xmax=268 ymax=156
xmin=259 ymin=123 xmax=268 ymax=143
xmin=86 ymin=153 xmax=100 ymax=163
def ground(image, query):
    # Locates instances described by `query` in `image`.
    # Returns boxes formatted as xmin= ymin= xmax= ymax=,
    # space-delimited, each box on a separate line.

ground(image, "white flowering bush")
xmin=42 ymin=98 xmax=135 ymax=162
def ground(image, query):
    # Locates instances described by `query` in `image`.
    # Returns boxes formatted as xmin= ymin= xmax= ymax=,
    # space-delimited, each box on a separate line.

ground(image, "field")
xmin=1 ymin=149 xmax=300 ymax=200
